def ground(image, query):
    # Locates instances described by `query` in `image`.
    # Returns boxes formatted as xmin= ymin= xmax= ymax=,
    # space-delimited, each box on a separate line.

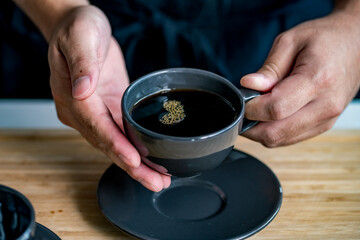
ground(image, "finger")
xmin=280 ymin=117 xmax=337 ymax=146
xmin=243 ymin=117 xmax=336 ymax=147
xmin=126 ymin=163 xmax=171 ymax=192
xmin=242 ymin=98 xmax=339 ymax=147
xmin=240 ymin=32 xmax=303 ymax=92
xmin=76 ymin=107 xmax=172 ymax=191
xmin=115 ymin=144 xmax=171 ymax=190
xmin=58 ymin=17 xmax=110 ymax=100
xmin=72 ymin=95 xmax=141 ymax=168
xmin=106 ymin=149 xmax=170 ymax=192
xmin=245 ymin=72 xmax=317 ymax=121
xmin=81 ymin=125 xmax=170 ymax=192
xmin=161 ymin=174 xmax=172 ymax=189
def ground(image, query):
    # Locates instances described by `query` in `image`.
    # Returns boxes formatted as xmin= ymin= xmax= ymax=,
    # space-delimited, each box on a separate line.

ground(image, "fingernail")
xmin=242 ymin=73 xmax=271 ymax=90
xmin=72 ymin=76 xmax=91 ymax=99
xmin=163 ymin=181 xmax=171 ymax=189
xmin=246 ymin=73 xmax=265 ymax=81
xmin=138 ymin=178 xmax=160 ymax=192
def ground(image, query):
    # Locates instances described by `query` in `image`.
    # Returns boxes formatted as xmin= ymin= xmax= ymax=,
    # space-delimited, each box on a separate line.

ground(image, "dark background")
xmin=1 ymin=0 xmax=358 ymax=99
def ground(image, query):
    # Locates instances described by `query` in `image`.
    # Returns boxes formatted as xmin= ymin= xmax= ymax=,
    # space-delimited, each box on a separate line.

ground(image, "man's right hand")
xmin=47 ymin=5 xmax=171 ymax=192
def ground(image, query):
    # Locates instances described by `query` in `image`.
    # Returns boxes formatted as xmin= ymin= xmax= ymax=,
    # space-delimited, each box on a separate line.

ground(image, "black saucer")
xmin=97 ymin=150 xmax=282 ymax=240
xmin=35 ymin=223 xmax=61 ymax=240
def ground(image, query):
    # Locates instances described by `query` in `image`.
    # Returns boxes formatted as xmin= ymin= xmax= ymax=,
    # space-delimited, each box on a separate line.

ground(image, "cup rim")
xmin=122 ymin=68 xmax=245 ymax=141
xmin=0 ymin=184 xmax=36 ymax=240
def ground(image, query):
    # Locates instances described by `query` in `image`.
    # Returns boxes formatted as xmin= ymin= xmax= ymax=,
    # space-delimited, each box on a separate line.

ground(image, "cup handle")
xmin=238 ymin=88 xmax=261 ymax=134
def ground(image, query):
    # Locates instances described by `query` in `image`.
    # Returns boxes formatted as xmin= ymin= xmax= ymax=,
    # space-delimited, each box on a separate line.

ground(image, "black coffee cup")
xmin=122 ymin=68 xmax=259 ymax=177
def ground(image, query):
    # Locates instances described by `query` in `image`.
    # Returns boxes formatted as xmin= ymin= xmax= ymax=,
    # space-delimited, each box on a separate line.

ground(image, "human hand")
xmin=240 ymin=10 xmax=360 ymax=147
xmin=48 ymin=5 xmax=171 ymax=191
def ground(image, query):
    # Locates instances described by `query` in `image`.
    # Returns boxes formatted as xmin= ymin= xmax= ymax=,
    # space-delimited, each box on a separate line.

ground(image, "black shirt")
xmin=0 ymin=0 xmax=345 ymax=98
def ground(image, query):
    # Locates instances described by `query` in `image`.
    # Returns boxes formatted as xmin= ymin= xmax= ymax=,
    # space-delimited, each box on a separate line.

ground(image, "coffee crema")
xmin=130 ymin=89 xmax=238 ymax=137
xmin=159 ymin=100 xmax=186 ymax=125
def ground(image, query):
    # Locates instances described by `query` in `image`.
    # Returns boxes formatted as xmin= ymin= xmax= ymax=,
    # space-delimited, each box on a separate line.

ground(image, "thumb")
xmin=71 ymin=61 xmax=99 ymax=100
xmin=240 ymin=33 xmax=300 ymax=92
xmin=59 ymin=24 xmax=102 ymax=100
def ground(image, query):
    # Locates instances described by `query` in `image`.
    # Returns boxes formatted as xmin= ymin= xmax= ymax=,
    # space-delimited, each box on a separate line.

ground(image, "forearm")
xmin=12 ymin=0 xmax=89 ymax=42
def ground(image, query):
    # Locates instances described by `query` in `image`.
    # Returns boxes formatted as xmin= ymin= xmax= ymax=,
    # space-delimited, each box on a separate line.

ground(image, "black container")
xmin=0 ymin=185 xmax=61 ymax=240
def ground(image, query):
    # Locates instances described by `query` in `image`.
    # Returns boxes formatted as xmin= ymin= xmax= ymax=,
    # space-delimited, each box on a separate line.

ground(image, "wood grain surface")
xmin=0 ymin=129 xmax=359 ymax=239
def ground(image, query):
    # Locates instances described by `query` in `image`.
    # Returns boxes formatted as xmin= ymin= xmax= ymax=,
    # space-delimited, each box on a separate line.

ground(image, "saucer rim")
xmin=97 ymin=150 xmax=283 ymax=240
xmin=35 ymin=222 xmax=61 ymax=240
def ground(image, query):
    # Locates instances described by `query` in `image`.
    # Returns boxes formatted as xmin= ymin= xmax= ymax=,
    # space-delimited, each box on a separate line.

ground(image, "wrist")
xmin=13 ymin=0 xmax=89 ymax=42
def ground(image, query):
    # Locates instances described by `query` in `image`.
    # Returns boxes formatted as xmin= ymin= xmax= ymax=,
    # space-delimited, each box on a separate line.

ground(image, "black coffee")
xmin=130 ymin=89 xmax=238 ymax=137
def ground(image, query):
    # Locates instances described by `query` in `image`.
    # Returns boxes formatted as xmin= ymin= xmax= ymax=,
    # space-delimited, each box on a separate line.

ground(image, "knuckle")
xmin=327 ymin=100 xmax=344 ymax=118
xmin=314 ymin=70 xmax=335 ymax=89
xmin=95 ymin=141 xmax=108 ymax=154
xmin=311 ymin=119 xmax=336 ymax=138
xmin=273 ymin=32 xmax=294 ymax=49
xmin=323 ymin=121 xmax=335 ymax=132
xmin=66 ymin=15 xmax=95 ymax=38
xmin=261 ymin=62 xmax=282 ymax=80
xmin=260 ymin=127 xmax=284 ymax=148
xmin=267 ymin=101 xmax=286 ymax=121
xmin=71 ymin=17 xmax=89 ymax=31
xmin=108 ymin=139 xmax=123 ymax=156
xmin=127 ymin=169 xmax=141 ymax=181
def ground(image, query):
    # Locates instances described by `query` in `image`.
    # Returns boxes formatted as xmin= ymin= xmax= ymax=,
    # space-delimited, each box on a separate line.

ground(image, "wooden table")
xmin=0 ymin=129 xmax=359 ymax=239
